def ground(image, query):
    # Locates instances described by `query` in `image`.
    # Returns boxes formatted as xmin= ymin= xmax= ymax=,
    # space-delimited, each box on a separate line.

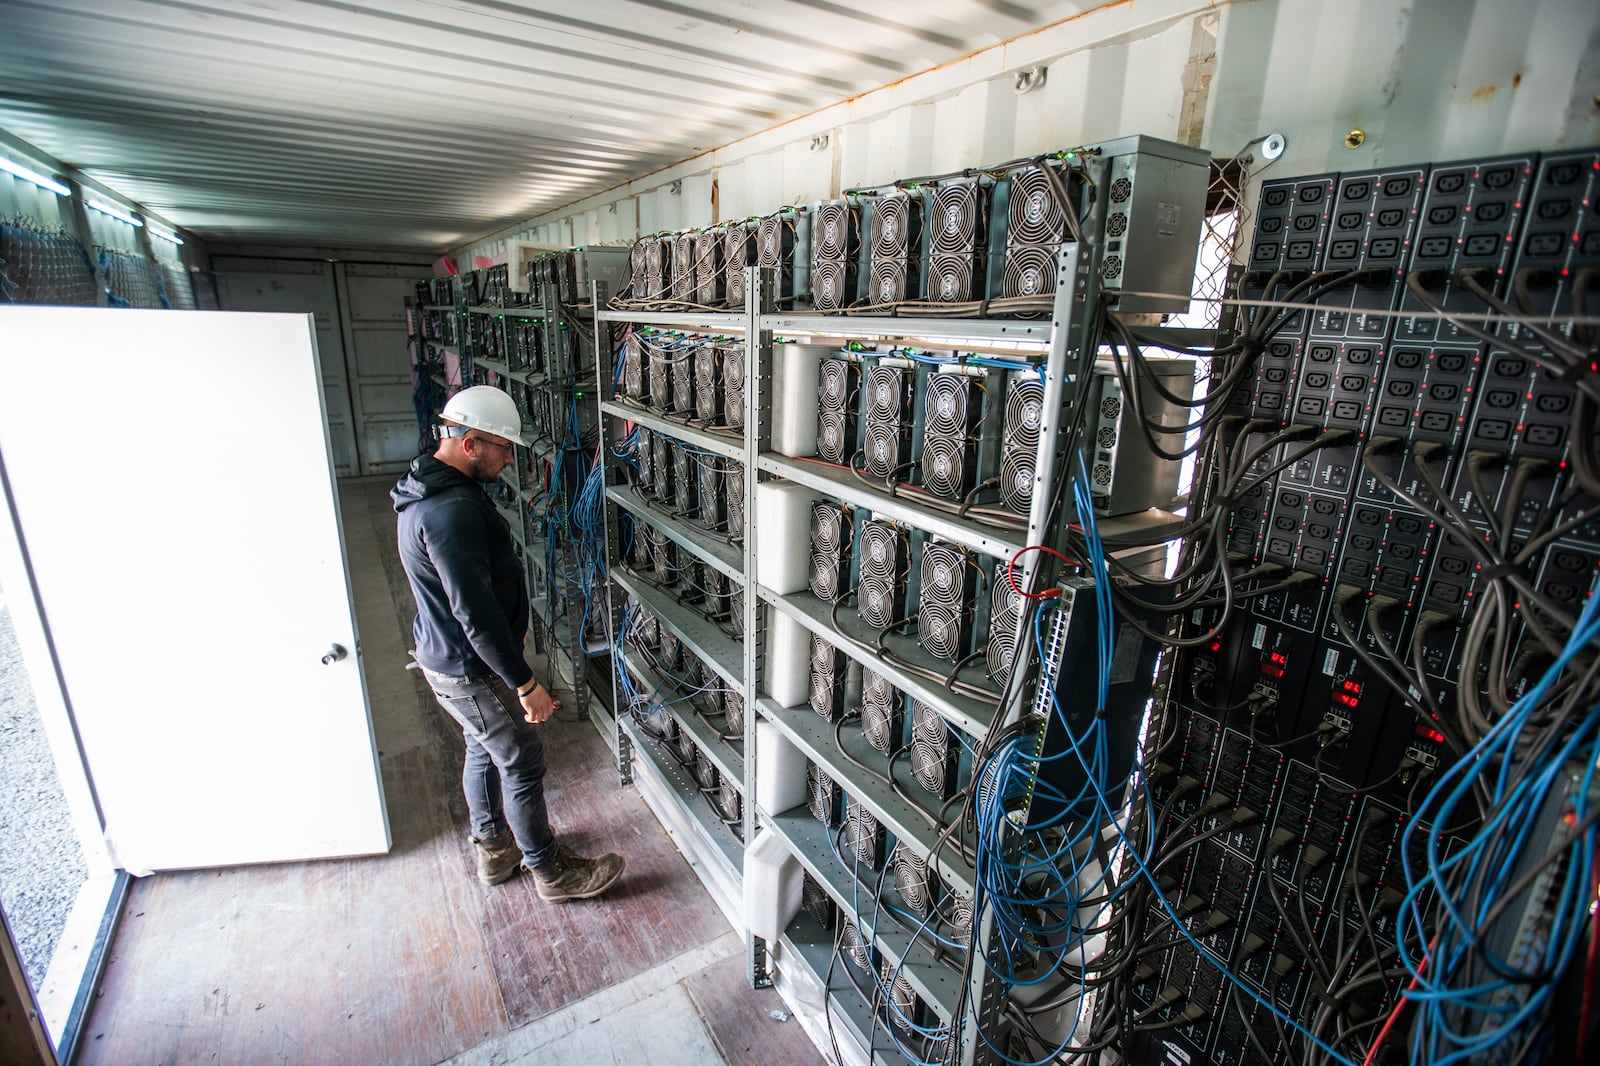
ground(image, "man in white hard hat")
xmin=393 ymin=385 xmax=625 ymax=901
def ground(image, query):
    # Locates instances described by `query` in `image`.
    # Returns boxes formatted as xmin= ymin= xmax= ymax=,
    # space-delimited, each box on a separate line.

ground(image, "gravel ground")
xmin=0 ymin=597 xmax=88 ymax=991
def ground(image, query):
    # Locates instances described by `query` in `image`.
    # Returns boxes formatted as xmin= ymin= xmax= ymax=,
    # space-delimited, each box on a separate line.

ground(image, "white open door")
xmin=0 ymin=306 xmax=389 ymax=873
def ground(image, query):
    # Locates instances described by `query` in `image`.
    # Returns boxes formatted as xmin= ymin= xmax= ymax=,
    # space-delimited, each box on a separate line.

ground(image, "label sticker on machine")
xmin=1323 ymin=648 xmax=1340 ymax=676
xmin=1251 ymin=623 xmax=1266 ymax=650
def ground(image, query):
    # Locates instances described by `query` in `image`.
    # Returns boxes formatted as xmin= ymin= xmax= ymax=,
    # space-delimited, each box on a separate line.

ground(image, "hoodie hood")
xmin=392 ymin=453 xmax=477 ymax=512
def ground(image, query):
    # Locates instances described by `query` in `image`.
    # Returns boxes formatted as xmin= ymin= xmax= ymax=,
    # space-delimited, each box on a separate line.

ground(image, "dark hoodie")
xmin=392 ymin=454 xmax=534 ymax=690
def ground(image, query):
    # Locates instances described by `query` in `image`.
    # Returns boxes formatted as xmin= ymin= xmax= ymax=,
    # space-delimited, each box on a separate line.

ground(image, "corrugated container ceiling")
xmin=0 ymin=0 xmax=1115 ymax=250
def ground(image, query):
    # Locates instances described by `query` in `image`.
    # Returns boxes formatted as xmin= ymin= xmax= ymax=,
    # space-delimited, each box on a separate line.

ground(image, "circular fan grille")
xmin=1101 ymin=254 xmax=1124 ymax=280
xmin=726 ymin=472 xmax=745 ymax=527
xmin=817 ymin=411 xmax=848 ymax=463
xmin=759 ymin=217 xmax=782 ymax=269
xmin=865 ymin=423 xmax=900 ymax=478
xmin=860 ymin=524 xmax=898 ymax=580
xmin=921 ymin=435 xmax=965 ymax=499
xmin=870 ymin=260 xmax=906 ymax=305
xmin=892 ymin=844 xmax=932 ymax=916
xmin=927 ymin=255 xmax=973 ymax=302
xmin=673 ymin=449 xmax=692 ymax=485
xmin=719 ymin=779 xmax=742 ymax=821
xmin=1110 ymin=177 xmax=1133 ymax=203
xmin=918 ymin=602 xmax=963 ymax=661
xmin=1097 ymin=425 xmax=1117 ymax=449
xmin=694 ymin=749 xmax=718 ymax=790
xmin=925 ymin=374 xmax=968 ymax=436
xmin=945 ymin=892 xmax=974 ymax=942
xmin=698 ymin=468 xmax=721 ymax=521
xmin=726 ymin=262 xmax=747 ymax=307
xmin=672 ymin=238 xmax=694 ymax=279
xmin=1000 ymin=450 xmax=1037 ymax=512
xmin=846 ymin=805 xmax=879 ymax=865
xmin=862 ymin=680 xmax=898 ymax=753
xmin=809 ymin=672 xmax=836 ymax=719
xmin=986 ymin=629 xmax=1016 ymax=684
xmin=884 ymin=964 xmax=918 ymax=1032
xmin=630 ymin=241 xmax=648 ymax=274
xmin=1008 ymin=169 xmax=1066 ymax=245
xmin=809 ymin=555 xmax=839 ymax=601
xmin=811 ymin=633 xmax=836 ymax=675
xmin=859 ymin=582 xmax=896 ymax=629
xmin=808 ymin=768 xmax=834 ymax=823
xmin=815 ymin=201 xmax=849 ymax=259
xmin=1006 ymin=379 xmax=1045 ymax=448
xmin=840 ymin=920 xmax=871 ymax=969
xmin=1101 ymin=395 xmax=1122 ymax=420
xmin=812 ymin=259 xmax=847 ymax=311
xmin=920 ymin=545 xmax=964 ymax=603
xmin=932 ymin=186 xmax=976 ymax=253
xmin=802 ymin=878 xmax=832 ymax=926
xmin=723 ymin=226 xmax=749 ymax=265
xmin=811 ymin=502 xmax=844 ymax=552
xmin=676 ymin=725 xmax=697 ymax=766
xmin=912 ymin=700 xmax=947 ymax=747
xmin=722 ymin=349 xmax=744 ymax=391
xmin=1093 ymin=461 xmax=1113 ymax=486
xmin=874 ymin=195 xmax=909 ymax=259
xmin=659 ymin=632 xmax=681 ymax=670
xmin=723 ymin=691 xmax=745 ymax=734
xmin=912 ymin=737 xmax=952 ymax=793
xmin=623 ymin=340 xmax=643 ymax=399
xmin=1004 ymin=245 xmax=1057 ymax=297
xmin=867 ymin=366 xmax=901 ymax=419
xmin=1106 ymin=211 xmax=1128 ymax=237
xmin=820 ymin=360 xmax=849 ymax=410
xmin=649 ymin=358 xmax=670 ymax=407
xmin=645 ymin=239 xmax=665 ymax=275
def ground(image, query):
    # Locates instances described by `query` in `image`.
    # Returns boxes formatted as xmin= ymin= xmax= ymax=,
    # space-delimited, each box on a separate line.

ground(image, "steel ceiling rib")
xmin=0 ymin=14 xmax=790 ymax=126
xmin=0 ymin=0 xmax=1111 ymax=248
xmin=11 ymin=0 xmax=832 ymax=110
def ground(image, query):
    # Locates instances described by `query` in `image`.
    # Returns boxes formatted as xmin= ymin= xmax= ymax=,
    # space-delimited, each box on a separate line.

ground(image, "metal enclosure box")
xmin=1088 ymin=135 xmax=1210 ymax=313
xmin=1084 ymin=357 xmax=1196 ymax=516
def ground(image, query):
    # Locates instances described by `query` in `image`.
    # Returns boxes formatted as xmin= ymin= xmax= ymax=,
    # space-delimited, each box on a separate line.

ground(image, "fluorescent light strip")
xmin=0 ymin=154 xmax=70 ymax=196
xmin=87 ymin=198 xmax=143 ymax=228
xmin=148 ymin=225 xmax=185 ymax=246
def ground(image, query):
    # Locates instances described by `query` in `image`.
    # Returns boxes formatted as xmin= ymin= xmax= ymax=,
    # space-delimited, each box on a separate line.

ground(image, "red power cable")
xmin=1363 ymin=936 xmax=1436 ymax=1066
xmin=1007 ymin=544 xmax=1078 ymax=600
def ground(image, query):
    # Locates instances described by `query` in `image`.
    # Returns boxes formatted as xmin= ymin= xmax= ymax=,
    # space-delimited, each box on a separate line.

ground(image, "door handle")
xmin=321 ymin=644 xmax=348 ymax=665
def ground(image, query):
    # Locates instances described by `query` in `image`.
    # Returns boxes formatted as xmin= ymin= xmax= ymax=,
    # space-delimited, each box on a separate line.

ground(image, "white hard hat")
xmin=440 ymin=386 xmax=528 ymax=446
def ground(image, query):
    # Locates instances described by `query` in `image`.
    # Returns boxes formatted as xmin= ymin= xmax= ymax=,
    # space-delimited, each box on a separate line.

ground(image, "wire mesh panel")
xmin=97 ymin=247 xmax=163 ymax=307
xmin=0 ymin=220 xmax=98 ymax=304
xmin=158 ymin=260 xmax=196 ymax=309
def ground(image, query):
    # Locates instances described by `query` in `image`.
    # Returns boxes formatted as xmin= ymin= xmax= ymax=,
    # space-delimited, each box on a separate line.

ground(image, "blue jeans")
xmin=421 ymin=667 xmax=558 ymax=870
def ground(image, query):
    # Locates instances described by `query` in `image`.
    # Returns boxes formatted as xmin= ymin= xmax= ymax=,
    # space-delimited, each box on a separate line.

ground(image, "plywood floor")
xmin=75 ymin=477 xmax=824 ymax=1066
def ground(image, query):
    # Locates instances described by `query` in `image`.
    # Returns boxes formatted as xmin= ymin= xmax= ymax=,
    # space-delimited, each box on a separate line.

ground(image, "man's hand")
xmin=519 ymin=682 xmax=561 ymax=724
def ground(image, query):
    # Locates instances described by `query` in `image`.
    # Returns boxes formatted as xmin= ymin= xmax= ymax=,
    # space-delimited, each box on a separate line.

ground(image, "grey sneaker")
xmin=528 ymin=844 xmax=625 ymax=902
xmin=471 ymin=831 xmax=522 ymax=886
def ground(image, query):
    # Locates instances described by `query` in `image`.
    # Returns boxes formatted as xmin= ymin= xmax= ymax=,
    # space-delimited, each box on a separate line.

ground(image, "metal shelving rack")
xmin=593 ymin=289 xmax=757 ymax=937
xmin=586 ymin=154 xmax=1176 ymax=1066
xmin=406 ymin=252 xmax=626 ymax=740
